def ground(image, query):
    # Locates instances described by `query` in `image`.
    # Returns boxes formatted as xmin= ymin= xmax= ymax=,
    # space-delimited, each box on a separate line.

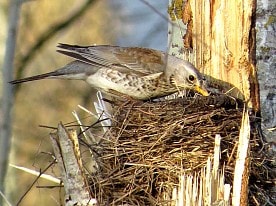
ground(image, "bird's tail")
xmin=9 ymin=60 xmax=95 ymax=84
xmin=9 ymin=71 xmax=62 ymax=84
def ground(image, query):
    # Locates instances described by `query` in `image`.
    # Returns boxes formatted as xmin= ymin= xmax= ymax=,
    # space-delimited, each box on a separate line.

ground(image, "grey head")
xmin=165 ymin=55 xmax=209 ymax=96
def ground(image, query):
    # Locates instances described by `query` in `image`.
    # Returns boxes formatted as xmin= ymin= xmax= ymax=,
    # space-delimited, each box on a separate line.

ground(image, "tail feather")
xmin=9 ymin=60 xmax=96 ymax=84
xmin=9 ymin=71 xmax=62 ymax=84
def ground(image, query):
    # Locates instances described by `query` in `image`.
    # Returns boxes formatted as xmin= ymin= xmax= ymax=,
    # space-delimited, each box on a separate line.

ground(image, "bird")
xmin=10 ymin=43 xmax=209 ymax=100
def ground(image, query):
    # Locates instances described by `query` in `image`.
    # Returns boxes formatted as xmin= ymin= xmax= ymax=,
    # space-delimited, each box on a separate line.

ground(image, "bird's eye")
xmin=188 ymin=75 xmax=195 ymax=82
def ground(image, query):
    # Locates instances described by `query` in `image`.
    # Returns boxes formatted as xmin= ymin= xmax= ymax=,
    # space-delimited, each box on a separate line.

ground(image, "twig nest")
xmin=86 ymin=95 xmax=274 ymax=205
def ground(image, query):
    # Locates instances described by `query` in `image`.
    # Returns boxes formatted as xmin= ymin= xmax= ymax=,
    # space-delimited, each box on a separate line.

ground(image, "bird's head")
xmin=166 ymin=56 xmax=209 ymax=96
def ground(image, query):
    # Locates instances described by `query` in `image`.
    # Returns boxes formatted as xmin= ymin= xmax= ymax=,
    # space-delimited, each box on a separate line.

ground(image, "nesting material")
xmin=85 ymin=95 xmax=275 ymax=205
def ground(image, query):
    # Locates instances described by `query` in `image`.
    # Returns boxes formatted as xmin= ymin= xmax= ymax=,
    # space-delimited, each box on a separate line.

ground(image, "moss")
xmin=260 ymin=46 xmax=271 ymax=53
xmin=264 ymin=15 xmax=276 ymax=29
xmin=167 ymin=0 xmax=184 ymax=21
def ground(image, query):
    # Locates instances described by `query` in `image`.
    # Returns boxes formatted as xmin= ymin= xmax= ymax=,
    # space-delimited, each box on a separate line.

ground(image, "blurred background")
xmin=0 ymin=0 xmax=168 ymax=205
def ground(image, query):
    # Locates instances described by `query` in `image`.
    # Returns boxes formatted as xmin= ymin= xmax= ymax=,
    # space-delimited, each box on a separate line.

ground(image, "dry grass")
xmin=79 ymin=95 xmax=275 ymax=205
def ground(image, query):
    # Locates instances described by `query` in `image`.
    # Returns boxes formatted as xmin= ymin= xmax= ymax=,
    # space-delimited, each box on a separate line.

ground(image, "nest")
xmin=84 ymin=95 xmax=275 ymax=205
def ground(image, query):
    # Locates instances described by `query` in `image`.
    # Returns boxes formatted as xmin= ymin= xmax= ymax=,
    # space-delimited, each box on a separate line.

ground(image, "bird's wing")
xmin=57 ymin=43 xmax=167 ymax=76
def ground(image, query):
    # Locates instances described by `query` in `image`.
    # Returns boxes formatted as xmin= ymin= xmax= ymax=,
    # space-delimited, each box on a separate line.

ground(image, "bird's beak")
xmin=194 ymin=85 xmax=209 ymax=96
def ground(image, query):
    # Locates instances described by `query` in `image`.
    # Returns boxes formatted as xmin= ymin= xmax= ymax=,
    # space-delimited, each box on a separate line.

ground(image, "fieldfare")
xmin=10 ymin=44 xmax=209 ymax=99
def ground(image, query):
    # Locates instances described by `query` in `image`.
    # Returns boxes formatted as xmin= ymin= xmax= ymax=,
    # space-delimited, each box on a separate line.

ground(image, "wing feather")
xmin=57 ymin=43 xmax=167 ymax=75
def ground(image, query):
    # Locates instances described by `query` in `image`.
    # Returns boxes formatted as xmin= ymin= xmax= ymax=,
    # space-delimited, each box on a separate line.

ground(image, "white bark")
xmin=256 ymin=0 xmax=276 ymax=142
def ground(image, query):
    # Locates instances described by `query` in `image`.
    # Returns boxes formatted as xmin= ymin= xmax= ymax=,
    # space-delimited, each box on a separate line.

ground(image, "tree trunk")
xmin=189 ymin=0 xmax=259 ymax=110
xmin=168 ymin=0 xmax=258 ymax=205
xmin=256 ymin=0 xmax=276 ymax=142
xmin=0 ymin=1 xmax=21 ymax=205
